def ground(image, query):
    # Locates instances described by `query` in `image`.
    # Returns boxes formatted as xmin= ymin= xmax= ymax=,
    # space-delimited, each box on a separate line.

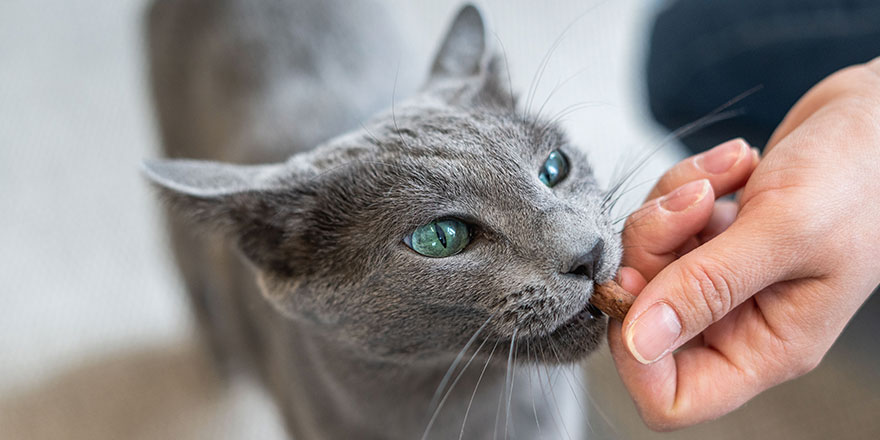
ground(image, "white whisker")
xmin=504 ymin=329 xmax=519 ymax=439
xmin=459 ymin=340 xmax=500 ymax=440
xmin=422 ymin=314 xmax=494 ymax=440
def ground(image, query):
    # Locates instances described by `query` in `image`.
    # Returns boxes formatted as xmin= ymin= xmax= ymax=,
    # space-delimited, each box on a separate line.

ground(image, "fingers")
xmin=617 ymin=266 xmax=647 ymax=294
xmin=607 ymin=300 xmax=773 ymax=430
xmin=620 ymin=204 xmax=801 ymax=365
xmin=621 ymin=192 xmax=741 ymax=283
xmin=621 ymin=137 xmax=756 ymax=281
xmin=621 ymin=180 xmax=715 ymax=280
xmin=646 ymin=138 xmax=758 ymax=201
xmin=608 ymin=279 xmax=847 ymax=431
xmin=607 ymin=58 xmax=880 ymax=432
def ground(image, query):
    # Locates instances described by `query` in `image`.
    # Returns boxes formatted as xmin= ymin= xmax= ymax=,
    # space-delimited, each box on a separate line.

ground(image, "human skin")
xmin=607 ymin=56 xmax=880 ymax=430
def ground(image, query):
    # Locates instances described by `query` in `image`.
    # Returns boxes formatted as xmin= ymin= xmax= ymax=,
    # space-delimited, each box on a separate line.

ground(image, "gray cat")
xmin=145 ymin=1 xmax=622 ymax=438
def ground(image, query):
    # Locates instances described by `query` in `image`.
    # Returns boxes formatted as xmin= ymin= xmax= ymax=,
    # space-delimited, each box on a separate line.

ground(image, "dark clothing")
xmin=646 ymin=0 xmax=880 ymax=153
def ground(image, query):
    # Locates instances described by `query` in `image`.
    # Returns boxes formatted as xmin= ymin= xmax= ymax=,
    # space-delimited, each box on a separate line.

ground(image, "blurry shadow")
xmin=0 ymin=342 xmax=286 ymax=440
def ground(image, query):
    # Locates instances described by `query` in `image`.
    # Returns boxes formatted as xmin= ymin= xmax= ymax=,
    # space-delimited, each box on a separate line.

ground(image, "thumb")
xmin=620 ymin=207 xmax=803 ymax=364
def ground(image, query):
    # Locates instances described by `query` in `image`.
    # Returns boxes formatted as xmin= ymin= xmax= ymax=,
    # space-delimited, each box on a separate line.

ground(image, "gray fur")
xmin=146 ymin=1 xmax=621 ymax=438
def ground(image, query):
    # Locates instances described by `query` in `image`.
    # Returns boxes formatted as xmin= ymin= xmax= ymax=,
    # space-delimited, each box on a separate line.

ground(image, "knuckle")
xmin=866 ymin=56 xmax=880 ymax=78
xmin=824 ymin=63 xmax=877 ymax=91
xmin=823 ymin=64 xmax=880 ymax=111
xmin=643 ymin=418 xmax=674 ymax=432
xmin=765 ymin=340 xmax=824 ymax=383
xmin=793 ymin=353 xmax=823 ymax=377
xmin=637 ymin=407 xmax=681 ymax=432
xmin=680 ymin=262 xmax=735 ymax=324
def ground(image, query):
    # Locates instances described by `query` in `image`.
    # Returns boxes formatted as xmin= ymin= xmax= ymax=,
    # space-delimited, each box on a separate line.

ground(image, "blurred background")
xmin=1 ymin=0 xmax=877 ymax=439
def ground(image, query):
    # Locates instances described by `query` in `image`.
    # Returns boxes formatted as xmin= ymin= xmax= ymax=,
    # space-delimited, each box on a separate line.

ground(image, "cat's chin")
xmin=497 ymin=302 xmax=608 ymax=365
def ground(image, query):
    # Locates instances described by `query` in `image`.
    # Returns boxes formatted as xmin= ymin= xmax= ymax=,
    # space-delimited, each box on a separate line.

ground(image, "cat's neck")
xmin=265 ymin=319 xmax=581 ymax=440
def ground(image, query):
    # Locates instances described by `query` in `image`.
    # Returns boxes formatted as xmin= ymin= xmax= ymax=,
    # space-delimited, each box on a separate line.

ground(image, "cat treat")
xmin=590 ymin=281 xmax=636 ymax=321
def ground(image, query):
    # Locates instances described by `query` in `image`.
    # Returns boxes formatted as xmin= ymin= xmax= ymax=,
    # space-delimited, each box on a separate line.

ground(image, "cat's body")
xmin=147 ymin=1 xmax=619 ymax=438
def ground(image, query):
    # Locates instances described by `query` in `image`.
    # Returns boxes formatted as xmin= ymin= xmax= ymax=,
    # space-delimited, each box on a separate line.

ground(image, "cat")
xmin=145 ymin=1 xmax=622 ymax=438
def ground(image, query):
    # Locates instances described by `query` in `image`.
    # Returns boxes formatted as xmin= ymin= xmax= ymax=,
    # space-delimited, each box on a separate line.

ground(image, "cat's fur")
xmin=145 ymin=1 xmax=621 ymax=438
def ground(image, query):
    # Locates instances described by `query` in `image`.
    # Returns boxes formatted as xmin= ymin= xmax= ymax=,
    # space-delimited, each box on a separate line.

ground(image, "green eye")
xmin=538 ymin=150 xmax=569 ymax=187
xmin=405 ymin=218 xmax=471 ymax=258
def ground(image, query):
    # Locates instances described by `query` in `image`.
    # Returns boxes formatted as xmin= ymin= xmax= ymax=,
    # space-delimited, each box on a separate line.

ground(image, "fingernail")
xmin=624 ymin=302 xmax=682 ymax=364
xmin=660 ymin=179 xmax=709 ymax=212
xmin=695 ymin=138 xmax=749 ymax=174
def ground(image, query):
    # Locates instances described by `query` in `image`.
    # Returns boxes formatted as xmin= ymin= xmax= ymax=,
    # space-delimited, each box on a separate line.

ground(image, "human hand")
xmin=608 ymin=57 xmax=880 ymax=430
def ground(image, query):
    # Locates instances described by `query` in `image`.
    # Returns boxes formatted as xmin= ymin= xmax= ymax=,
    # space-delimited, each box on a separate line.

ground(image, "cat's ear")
xmin=143 ymin=159 xmax=297 ymax=272
xmin=142 ymin=159 xmax=285 ymax=200
xmin=427 ymin=4 xmax=513 ymax=107
xmin=429 ymin=5 xmax=488 ymax=79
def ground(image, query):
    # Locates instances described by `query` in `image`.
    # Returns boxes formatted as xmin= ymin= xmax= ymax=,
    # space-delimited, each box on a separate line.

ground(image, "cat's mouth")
xmin=495 ymin=293 xmax=608 ymax=364
xmin=570 ymin=300 xmax=605 ymax=322
xmin=544 ymin=297 xmax=605 ymax=336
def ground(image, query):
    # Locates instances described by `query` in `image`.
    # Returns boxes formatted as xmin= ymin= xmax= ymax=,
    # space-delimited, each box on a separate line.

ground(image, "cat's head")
xmin=145 ymin=5 xmax=621 ymax=364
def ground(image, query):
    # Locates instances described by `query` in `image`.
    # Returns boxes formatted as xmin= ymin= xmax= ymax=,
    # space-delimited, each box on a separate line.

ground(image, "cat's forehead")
xmin=373 ymin=101 xmax=567 ymax=157
xmin=295 ymin=103 xmax=589 ymax=230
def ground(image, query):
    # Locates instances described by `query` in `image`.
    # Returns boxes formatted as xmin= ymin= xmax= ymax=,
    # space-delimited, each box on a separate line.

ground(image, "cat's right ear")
xmin=142 ymin=159 xmax=286 ymax=201
xmin=142 ymin=159 xmax=298 ymax=272
xmin=427 ymin=4 xmax=513 ymax=107
xmin=429 ymin=5 xmax=488 ymax=80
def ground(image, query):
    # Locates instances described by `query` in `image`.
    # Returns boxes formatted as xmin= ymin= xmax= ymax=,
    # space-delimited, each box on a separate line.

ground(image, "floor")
xmin=1 ymin=0 xmax=876 ymax=439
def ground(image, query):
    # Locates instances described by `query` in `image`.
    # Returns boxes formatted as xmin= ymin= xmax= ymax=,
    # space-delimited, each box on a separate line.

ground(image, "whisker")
xmin=424 ymin=314 xmax=495 ymax=430
xmin=358 ymin=122 xmax=382 ymax=145
xmin=603 ymin=86 xmax=762 ymax=214
xmin=524 ymin=1 xmax=608 ymax=124
xmin=491 ymin=31 xmax=517 ymax=115
xmin=422 ymin=336 xmax=491 ymax=440
xmin=534 ymin=359 xmax=563 ymax=439
xmin=526 ymin=340 xmax=543 ymax=438
xmin=611 ymin=198 xmax=659 ymax=227
xmin=601 ymin=112 xmax=720 ymax=210
xmin=564 ymin=365 xmax=594 ymax=436
xmin=604 ymin=107 xmax=741 ymax=202
xmin=533 ymin=66 xmax=591 ymax=122
xmin=601 ymin=176 xmax=659 ymax=215
xmin=390 ymin=62 xmax=415 ymax=152
xmin=538 ymin=325 xmax=588 ymax=427
xmin=534 ymin=102 xmax=606 ymax=140
xmin=617 ymin=244 xmax=688 ymax=260
xmin=459 ymin=340 xmax=500 ymax=440
xmin=535 ymin=344 xmax=574 ymax=440
xmin=573 ymin=362 xmax=621 ymax=437
xmin=494 ymin=331 xmax=515 ymax=440
xmin=504 ymin=329 xmax=519 ymax=439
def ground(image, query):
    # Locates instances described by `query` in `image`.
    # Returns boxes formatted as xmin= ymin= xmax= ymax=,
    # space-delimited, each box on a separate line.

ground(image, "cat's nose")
xmin=564 ymin=238 xmax=604 ymax=280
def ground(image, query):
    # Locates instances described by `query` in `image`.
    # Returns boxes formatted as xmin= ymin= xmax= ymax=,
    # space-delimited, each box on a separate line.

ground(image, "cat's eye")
xmin=538 ymin=150 xmax=569 ymax=187
xmin=404 ymin=218 xmax=471 ymax=258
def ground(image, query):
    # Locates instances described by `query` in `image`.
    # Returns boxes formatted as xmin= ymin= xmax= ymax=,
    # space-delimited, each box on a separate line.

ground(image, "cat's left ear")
xmin=142 ymin=159 xmax=301 ymax=274
xmin=426 ymin=4 xmax=513 ymax=107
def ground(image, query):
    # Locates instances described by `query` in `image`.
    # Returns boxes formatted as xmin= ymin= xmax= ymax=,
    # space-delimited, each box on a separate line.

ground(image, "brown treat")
xmin=590 ymin=281 xmax=636 ymax=321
